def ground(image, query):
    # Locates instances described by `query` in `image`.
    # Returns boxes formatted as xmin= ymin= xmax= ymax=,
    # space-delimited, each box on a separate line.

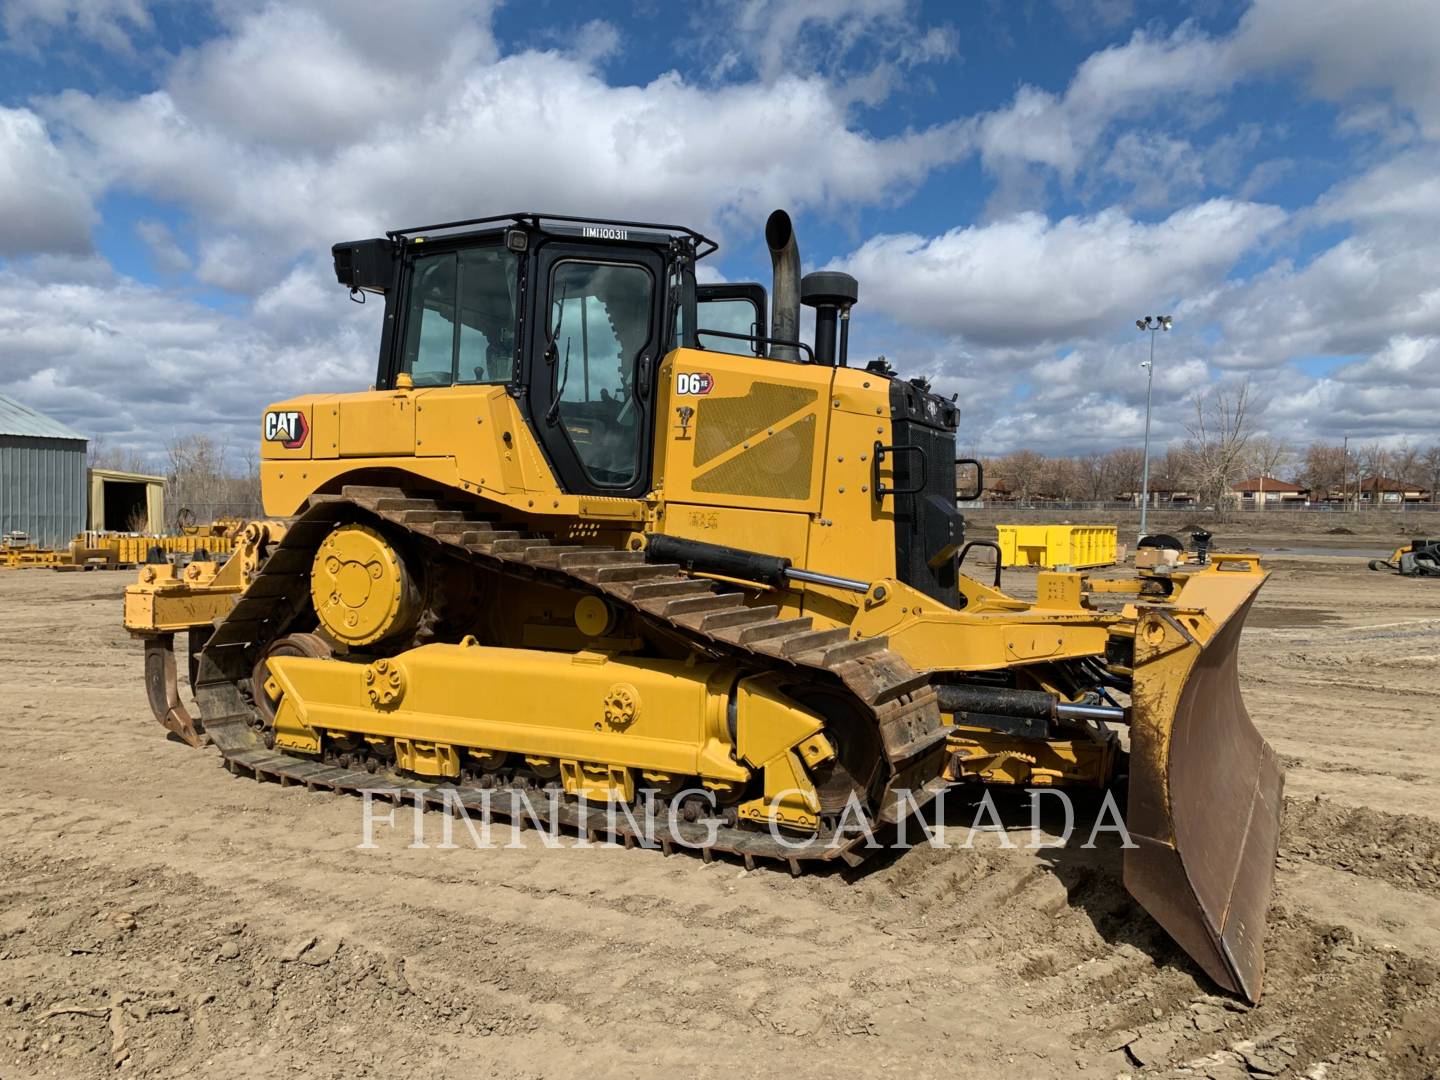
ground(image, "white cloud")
xmin=1 ymin=0 xmax=152 ymax=54
xmin=835 ymin=198 xmax=1284 ymax=347
xmin=1262 ymin=337 xmax=1440 ymax=444
xmin=0 ymin=258 xmax=378 ymax=462
xmin=1230 ymin=0 xmax=1440 ymax=139
xmin=973 ymin=25 xmax=1233 ymax=190
xmin=135 ymin=219 xmax=190 ymax=275
xmin=42 ymin=4 xmax=968 ymax=293
xmin=9 ymin=0 xmax=1440 ymax=462
xmin=0 ymin=106 xmax=95 ymax=256
xmin=705 ymin=0 xmax=955 ymax=86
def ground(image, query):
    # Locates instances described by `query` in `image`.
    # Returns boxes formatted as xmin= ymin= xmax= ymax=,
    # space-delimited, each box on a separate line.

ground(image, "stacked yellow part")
xmin=996 ymin=524 xmax=1118 ymax=570
xmin=0 ymin=531 xmax=239 ymax=570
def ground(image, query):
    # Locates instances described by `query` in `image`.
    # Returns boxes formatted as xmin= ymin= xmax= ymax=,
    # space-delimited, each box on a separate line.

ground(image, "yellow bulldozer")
xmin=124 ymin=210 xmax=1282 ymax=1001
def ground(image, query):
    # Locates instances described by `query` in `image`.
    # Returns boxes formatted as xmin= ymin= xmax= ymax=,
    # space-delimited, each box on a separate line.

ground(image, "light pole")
xmin=1135 ymin=314 xmax=1172 ymax=541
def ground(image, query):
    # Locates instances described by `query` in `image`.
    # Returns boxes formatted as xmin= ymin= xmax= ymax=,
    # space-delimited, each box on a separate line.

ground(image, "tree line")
xmin=977 ymin=381 xmax=1440 ymax=506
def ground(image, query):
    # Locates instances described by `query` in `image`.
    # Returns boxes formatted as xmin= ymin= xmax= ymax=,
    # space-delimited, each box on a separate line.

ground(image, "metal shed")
xmin=89 ymin=467 xmax=165 ymax=533
xmin=0 ymin=394 xmax=89 ymax=548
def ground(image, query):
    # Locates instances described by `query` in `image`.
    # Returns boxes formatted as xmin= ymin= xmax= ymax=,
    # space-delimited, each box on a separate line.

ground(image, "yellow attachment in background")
xmin=996 ymin=524 xmax=1118 ymax=570
xmin=310 ymin=523 xmax=419 ymax=646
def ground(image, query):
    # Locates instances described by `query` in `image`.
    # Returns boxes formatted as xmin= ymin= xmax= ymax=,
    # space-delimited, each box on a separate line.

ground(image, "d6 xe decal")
xmin=676 ymin=372 xmax=713 ymax=395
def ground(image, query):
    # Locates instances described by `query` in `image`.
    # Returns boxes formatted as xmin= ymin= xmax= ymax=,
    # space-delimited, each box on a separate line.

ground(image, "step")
xmin=374 ymin=497 xmax=438 ymax=512
xmin=398 ymin=509 xmax=466 ymax=524
xmin=340 ymin=484 xmax=405 ymax=503
xmin=464 ymin=530 xmax=523 ymax=549
xmin=490 ymin=538 xmax=550 ymax=555
xmin=430 ymin=519 xmax=497 ymax=538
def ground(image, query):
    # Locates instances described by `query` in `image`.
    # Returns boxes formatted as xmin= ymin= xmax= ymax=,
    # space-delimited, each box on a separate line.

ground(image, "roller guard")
xmin=1124 ymin=556 xmax=1283 ymax=1003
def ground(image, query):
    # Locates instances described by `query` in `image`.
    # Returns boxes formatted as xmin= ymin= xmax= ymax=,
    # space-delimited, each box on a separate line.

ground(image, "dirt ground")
xmin=1 ymin=553 xmax=1438 ymax=1079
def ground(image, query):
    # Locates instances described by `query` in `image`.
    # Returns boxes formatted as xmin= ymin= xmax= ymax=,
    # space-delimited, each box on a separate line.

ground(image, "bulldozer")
xmin=124 ymin=209 xmax=1282 ymax=1002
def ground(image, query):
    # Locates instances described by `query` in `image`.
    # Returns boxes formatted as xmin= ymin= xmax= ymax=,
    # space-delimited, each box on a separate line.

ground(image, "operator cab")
xmin=334 ymin=213 xmax=714 ymax=499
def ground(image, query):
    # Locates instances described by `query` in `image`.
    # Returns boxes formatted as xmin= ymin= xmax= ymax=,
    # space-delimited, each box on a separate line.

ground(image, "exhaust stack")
xmin=765 ymin=209 xmax=801 ymax=362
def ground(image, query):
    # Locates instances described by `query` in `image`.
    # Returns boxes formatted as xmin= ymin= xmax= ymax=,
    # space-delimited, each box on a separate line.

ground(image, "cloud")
xmin=702 ymin=0 xmax=956 ymax=89
xmin=1262 ymin=337 xmax=1440 ymax=444
xmin=972 ymin=25 xmax=1233 ymax=190
xmin=135 ymin=219 xmax=190 ymax=275
xmin=1229 ymin=0 xmax=1440 ymax=139
xmin=43 ymin=4 xmax=968 ymax=291
xmin=0 ymin=257 xmax=379 ymax=462
xmin=1 ymin=0 xmax=152 ymax=54
xmin=0 ymin=106 xmax=96 ymax=256
xmin=835 ymin=198 xmax=1285 ymax=347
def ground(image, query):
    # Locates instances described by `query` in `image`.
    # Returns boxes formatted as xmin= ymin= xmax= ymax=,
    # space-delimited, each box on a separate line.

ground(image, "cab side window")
xmin=401 ymin=246 xmax=519 ymax=386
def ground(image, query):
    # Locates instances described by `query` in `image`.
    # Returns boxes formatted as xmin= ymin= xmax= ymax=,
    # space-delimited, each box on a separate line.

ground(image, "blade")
xmin=1124 ymin=563 xmax=1283 ymax=1003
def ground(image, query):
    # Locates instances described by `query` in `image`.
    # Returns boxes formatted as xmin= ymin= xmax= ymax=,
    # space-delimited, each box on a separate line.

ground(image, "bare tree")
xmin=1357 ymin=442 xmax=1391 ymax=509
xmin=1101 ymin=447 xmax=1145 ymax=500
xmin=1390 ymin=440 xmax=1421 ymax=487
xmin=1422 ymin=445 xmax=1440 ymax=505
xmin=1182 ymin=379 xmax=1255 ymax=517
xmin=88 ymin=434 xmax=155 ymax=475
xmin=994 ymin=450 xmax=1049 ymax=504
xmin=164 ymin=433 xmax=262 ymax=528
xmin=1078 ymin=451 xmax=1106 ymax=501
xmin=1246 ymin=436 xmax=1291 ymax=510
xmin=1299 ymin=443 xmax=1347 ymax=500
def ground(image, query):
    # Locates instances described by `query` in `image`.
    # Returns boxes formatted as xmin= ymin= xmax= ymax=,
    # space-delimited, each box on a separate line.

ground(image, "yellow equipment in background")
xmin=996 ymin=523 xmax=1118 ymax=570
xmin=0 ymin=528 xmax=238 ymax=571
xmin=123 ymin=209 xmax=1281 ymax=1002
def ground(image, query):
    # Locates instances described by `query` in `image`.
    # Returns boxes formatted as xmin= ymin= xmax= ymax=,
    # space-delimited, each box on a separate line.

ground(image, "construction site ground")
xmin=1 ymin=546 xmax=1437 ymax=1078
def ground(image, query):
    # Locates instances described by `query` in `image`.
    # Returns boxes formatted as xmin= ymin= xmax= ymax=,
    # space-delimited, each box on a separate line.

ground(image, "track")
xmin=193 ymin=485 xmax=952 ymax=869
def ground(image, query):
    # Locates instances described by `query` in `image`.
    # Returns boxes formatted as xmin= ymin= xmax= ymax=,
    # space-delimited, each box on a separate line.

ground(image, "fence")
xmin=970 ymin=499 xmax=1439 ymax=513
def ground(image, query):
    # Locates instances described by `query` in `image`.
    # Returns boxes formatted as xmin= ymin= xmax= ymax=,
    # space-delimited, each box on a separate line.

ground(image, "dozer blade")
xmin=1124 ymin=556 xmax=1282 ymax=1003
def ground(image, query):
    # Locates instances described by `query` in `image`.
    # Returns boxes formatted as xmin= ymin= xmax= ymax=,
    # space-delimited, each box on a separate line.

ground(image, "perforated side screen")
xmin=692 ymin=384 xmax=817 ymax=467
xmin=692 ymin=413 xmax=816 ymax=501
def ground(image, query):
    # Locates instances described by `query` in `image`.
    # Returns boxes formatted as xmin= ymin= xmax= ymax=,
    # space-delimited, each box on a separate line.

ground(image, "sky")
xmin=1 ymin=0 xmax=1437 ymax=466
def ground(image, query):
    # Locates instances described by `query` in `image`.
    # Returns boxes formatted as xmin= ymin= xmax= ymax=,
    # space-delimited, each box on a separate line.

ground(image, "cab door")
xmin=527 ymin=243 xmax=666 ymax=499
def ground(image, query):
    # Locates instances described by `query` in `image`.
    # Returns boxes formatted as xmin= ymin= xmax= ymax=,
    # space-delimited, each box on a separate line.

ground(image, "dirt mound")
xmin=1283 ymin=796 xmax=1440 ymax=895
xmin=1326 ymin=526 xmax=1356 ymax=535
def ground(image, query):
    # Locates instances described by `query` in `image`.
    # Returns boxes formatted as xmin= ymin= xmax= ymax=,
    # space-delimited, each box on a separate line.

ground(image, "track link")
xmin=192 ymin=486 xmax=951 ymax=869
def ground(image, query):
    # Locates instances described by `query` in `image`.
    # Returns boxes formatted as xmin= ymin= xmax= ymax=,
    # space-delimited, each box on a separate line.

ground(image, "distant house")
xmin=1230 ymin=476 xmax=1309 ymax=506
xmin=1356 ymin=476 xmax=1432 ymax=505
